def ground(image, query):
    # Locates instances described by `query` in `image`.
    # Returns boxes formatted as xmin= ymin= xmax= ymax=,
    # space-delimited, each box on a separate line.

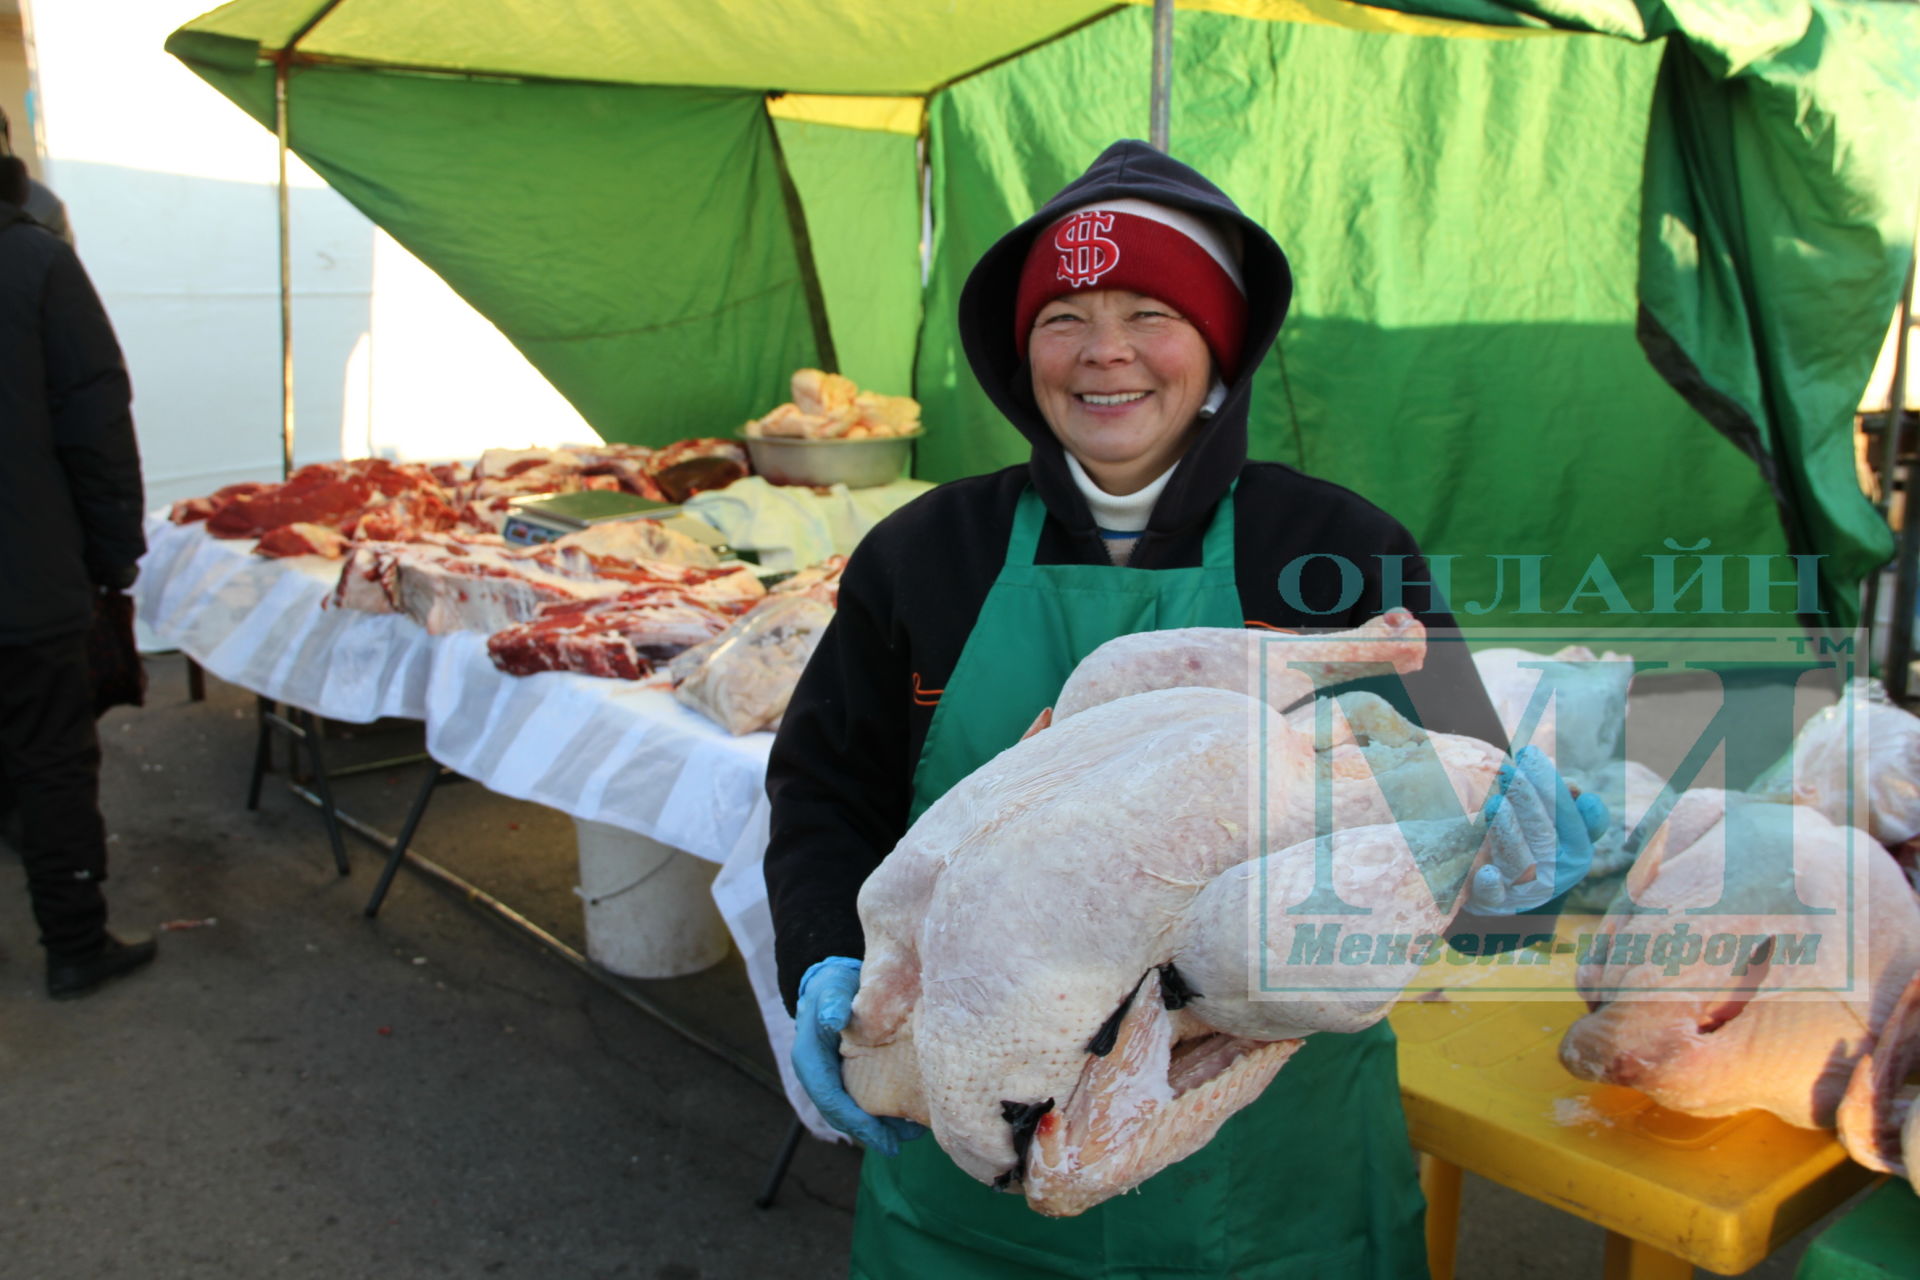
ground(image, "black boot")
xmin=46 ymin=931 xmax=156 ymax=1001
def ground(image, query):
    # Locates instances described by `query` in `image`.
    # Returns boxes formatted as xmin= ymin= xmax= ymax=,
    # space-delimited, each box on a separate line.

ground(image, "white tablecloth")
xmin=130 ymin=500 xmax=915 ymax=1141
xmin=135 ymin=516 xmax=436 ymax=724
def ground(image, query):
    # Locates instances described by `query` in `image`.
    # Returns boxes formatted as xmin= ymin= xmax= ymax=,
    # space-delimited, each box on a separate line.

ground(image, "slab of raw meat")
xmin=487 ymin=587 xmax=733 ymax=675
xmin=169 ymin=481 xmax=270 ymax=525
xmin=254 ymin=522 xmax=350 ymax=560
xmin=349 ymin=488 xmax=460 ymax=542
xmin=205 ymin=459 xmax=441 ymax=538
xmin=470 ymin=446 xmax=585 ymax=480
xmin=486 ymin=588 xmax=733 ymax=679
xmin=839 ymin=615 xmax=1523 ymax=1216
xmin=769 ymin=555 xmax=846 ymax=606
xmin=647 ymin=438 xmax=751 ymax=502
xmin=381 ymin=538 xmax=761 ymax=636
xmin=548 ymin=519 xmax=717 ymax=568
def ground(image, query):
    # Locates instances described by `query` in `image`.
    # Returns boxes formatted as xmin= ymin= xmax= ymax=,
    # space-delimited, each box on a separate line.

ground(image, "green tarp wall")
xmin=166 ymin=0 xmax=1920 ymax=628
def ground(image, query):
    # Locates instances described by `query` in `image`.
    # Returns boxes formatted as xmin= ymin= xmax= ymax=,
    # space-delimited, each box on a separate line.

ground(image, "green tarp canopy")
xmin=166 ymin=0 xmax=1920 ymax=628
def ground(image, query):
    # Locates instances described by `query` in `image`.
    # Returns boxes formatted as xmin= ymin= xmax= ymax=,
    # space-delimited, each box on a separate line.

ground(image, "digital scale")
xmin=501 ymin=490 xmax=758 ymax=564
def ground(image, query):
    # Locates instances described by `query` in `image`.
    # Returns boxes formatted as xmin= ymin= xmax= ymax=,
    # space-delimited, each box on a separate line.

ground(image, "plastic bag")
xmin=1750 ymin=677 xmax=1920 ymax=845
xmin=669 ymin=593 xmax=837 ymax=735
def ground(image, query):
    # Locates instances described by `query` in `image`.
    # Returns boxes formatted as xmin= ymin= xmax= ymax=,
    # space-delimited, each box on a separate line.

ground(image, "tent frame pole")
xmin=275 ymin=52 xmax=295 ymax=481
xmin=1150 ymin=0 xmax=1173 ymax=152
xmin=1882 ymin=254 xmax=1919 ymax=700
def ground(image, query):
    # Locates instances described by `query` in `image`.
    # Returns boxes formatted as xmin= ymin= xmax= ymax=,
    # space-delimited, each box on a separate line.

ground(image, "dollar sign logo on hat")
xmin=1054 ymin=211 xmax=1120 ymax=288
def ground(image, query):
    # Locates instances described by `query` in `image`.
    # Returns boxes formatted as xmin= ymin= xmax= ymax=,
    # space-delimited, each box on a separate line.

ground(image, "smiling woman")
xmin=1026 ymin=290 xmax=1213 ymax=496
xmin=764 ymin=140 xmax=1551 ymax=1280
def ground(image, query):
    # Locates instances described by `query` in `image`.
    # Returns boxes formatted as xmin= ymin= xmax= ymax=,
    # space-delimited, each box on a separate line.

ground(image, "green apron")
xmin=848 ymin=488 xmax=1431 ymax=1280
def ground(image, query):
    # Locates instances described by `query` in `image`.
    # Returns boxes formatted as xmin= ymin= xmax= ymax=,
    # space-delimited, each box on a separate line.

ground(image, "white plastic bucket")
xmin=573 ymin=819 xmax=730 ymax=978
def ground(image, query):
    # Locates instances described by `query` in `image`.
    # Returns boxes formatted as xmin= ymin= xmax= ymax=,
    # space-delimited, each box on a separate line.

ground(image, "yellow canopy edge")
xmin=1132 ymin=0 xmax=1552 ymax=40
xmin=766 ymin=94 xmax=926 ymax=137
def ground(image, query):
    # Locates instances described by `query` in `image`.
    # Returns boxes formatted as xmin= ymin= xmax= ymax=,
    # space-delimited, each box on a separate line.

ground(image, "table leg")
xmin=1420 ymin=1153 xmax=1462 ymax=1280
xmin=1603 ymin=1230 xmax=1695 ymax=1280
xmin=363 ymin=763 xmax=446 ymax=918
xmin=186 ymin=658 xmax=206 ymax=703
xmin=295 ymin=709 xmax=351 ymax=877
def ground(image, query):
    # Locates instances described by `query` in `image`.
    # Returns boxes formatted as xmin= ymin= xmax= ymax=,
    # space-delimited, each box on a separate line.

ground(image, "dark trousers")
xmin=0 ymin=631 xmax=109 ymax=959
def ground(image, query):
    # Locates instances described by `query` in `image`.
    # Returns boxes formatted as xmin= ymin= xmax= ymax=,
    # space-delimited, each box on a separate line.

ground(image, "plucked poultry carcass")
xmin=839 ymin=611 xmax=1531 ymax=1216
xmin=1558 ymin=789 xmax=1920 ymax=1129
xmin=745 ymin=369 xmax=921 ymax=441
xmin=1751 ymin=677 xmax=1920 ymax=888
xmin=1836 ymin=971 xmax=1920 ymax=1192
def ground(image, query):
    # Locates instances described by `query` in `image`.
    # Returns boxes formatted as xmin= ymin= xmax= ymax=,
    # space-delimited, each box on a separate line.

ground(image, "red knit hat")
xmin=1014 ymin=198 xmax=1248 ymax=380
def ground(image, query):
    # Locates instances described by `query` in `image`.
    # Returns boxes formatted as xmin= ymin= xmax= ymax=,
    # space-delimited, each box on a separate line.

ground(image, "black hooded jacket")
xmin=764 ymin=141 xmax=1505 ymax=1010
xmin=0 ymin=189 xmax=144 ymax=644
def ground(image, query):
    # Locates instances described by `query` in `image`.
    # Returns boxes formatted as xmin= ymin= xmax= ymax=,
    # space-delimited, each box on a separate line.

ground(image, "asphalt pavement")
xmin=0 ymin=655 xmax=1850 ymax=1278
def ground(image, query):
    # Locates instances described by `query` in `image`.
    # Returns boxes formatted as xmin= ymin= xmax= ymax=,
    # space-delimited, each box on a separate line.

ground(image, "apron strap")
xmin=1008 ymin=479 xmax=1239 ymax=569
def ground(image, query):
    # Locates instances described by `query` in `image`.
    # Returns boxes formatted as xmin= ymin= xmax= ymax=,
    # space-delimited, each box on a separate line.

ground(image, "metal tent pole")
xmin=1150 ymin=0 xmax=1173 ymax=152
xmin=1883 ymin=256 xmax=1919 ymax=700
xmin=1865 ymin=255 xmax=1916 ymax=666
xmin=275 ymin=53 xmax=295 ymax=480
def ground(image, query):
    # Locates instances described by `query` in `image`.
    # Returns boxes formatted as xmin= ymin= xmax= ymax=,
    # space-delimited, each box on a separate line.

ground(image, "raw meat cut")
xmin=1558 ymin=793 xmax=1920 ymax=1128
xmin=395 ymin=550 xmax=759 ymax=636
xmin=254 ymin=522 xmax=349 ymax=560
xmin=548 ymin=519 xmax=717 ymax=569
xmin=169 ymin=481 xmax=270 ymax=525
xmin=646 ymin=438 xmax=752 ymax=502
xmin=325 ymin=531 xmax=761 ymax=636
xmin=349 ymin=488 xmax=460 ymax=543
xmin=839 ymin=614 xmax=1522 ymax=1216
xmin=769 ymin=555 xmax=847 ymax=605
xmin=486 ymin=589 xmax=734 ymax=679
xmin=471 ymin=446 xmax=586 ymax=480
xmin=204 ymin=459 xmax=441 ymax=538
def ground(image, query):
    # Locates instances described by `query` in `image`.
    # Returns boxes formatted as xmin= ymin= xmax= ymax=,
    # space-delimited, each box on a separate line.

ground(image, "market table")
xmin=131 ymin=483 xmax=931 ymax=1143
xmin=136 ymin=514 xmax=436 ymax=723
xmin=1392 ymin=948 xmax=1878 ymax=1279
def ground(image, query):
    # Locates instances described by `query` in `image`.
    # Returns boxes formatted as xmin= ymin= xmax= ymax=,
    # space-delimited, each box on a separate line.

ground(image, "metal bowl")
xmin=740 ymin=428 xmax=922 ymax=489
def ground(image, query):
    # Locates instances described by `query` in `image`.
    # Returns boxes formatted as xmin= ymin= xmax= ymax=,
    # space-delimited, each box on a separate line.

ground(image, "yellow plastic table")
xmin=1390 ymin=953 xmax=1875 ymax=1278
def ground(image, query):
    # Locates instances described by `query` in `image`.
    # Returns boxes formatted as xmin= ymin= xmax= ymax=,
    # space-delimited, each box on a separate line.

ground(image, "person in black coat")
xmin=0 ymin=134 xmax=156 ymax=999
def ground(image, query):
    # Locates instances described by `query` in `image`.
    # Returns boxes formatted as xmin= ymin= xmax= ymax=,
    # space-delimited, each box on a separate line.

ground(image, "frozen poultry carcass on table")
xmin=1558 ymin=788 xmax=1920 ymax=1129
xmin=1751 ymin=677 xmax=1920 ymax=892
xmin=1836 ymin=971 xmax=1920 ymax=1192
xmin=840 ymin=611 xmax=1536 ymax=1217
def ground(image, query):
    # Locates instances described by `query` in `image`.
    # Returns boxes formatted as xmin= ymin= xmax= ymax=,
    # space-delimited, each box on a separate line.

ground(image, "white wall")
xmin=22 ymin=0 xmax=595 ymax=513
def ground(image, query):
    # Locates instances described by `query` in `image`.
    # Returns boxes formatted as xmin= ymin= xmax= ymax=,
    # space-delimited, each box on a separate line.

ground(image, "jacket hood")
xmin=0 ymin=156 xmax=29 ymax=212
xmin=958 ymin=140 xmax=1292 ymax=549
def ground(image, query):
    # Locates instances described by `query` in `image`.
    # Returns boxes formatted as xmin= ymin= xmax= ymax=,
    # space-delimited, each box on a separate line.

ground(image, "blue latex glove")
xmin=792 ymin=957 xmax=927 ymax=1156
xmin=1469 ymin=745 xmax=1608 ymax=913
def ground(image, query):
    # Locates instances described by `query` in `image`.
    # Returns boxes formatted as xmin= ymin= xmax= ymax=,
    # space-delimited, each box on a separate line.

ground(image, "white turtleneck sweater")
xmin=1065 ymin=454 xmax=1178 ymax=566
